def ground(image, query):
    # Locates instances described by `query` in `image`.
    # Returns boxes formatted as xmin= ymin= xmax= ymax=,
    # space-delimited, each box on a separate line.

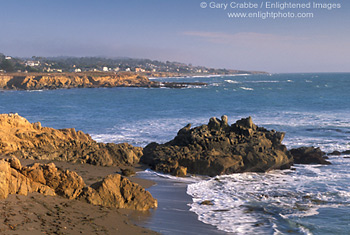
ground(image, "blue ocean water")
xmin=1 ymin=73 xmax=350 ymax=234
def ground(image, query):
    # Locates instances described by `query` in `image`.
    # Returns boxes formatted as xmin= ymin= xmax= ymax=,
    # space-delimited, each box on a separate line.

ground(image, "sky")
xmin=0 ymin=0 xmax=349 ymax=73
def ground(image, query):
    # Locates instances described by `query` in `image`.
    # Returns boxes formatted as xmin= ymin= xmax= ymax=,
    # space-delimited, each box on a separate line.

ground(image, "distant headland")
xmin=0 ymin=72 xmax=210 ymax=90
xmin=0 ymin=53 xmax=268 ymax=90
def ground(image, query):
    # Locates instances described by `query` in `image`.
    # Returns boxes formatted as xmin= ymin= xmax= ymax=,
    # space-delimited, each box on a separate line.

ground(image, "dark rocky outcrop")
xmin=120 ymin=168 xmax=136 ymax=177
xmin=141 ymin=116 xmax=293 ymax=177
xmin=289 ymin=147 xmax=331 ymax=165
xmin=0 ymin=113 xmax=142 ymax=166
xmin=200 ymin=200 xmax=214 ymax=206
xmin=0 ymin=156 xmax=157 ymax=211
xmin=328 ymin=150 xmax=342 ymax=156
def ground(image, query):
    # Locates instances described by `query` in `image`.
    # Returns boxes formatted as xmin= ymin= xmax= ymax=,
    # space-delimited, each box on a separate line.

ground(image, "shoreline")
xmin=134 ymin=170 xmax=227 ymax=235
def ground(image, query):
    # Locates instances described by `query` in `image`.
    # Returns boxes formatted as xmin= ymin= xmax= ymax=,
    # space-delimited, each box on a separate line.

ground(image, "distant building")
xmin=103 ymin=67 xmax=109 ymax=72
xmin=125 ymin=68 xmax=131 ymax=72
xmin=5 ymin=56 xmax=12 ymax=60
xmin=114 ymin=67 xmax=120 ymax=72
xmin=74 ymin=68 xmax=82 ymax=72
xmin=135 ymin=68 xmax=145 ymax=72
xmin=25 ymin=61 xmax=40 ymax=67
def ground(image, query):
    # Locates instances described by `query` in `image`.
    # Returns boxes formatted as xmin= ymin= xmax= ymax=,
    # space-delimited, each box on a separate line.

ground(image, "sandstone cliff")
xmin=0 ymin=72 xmax=206 ymax=90
xmin=0 ymin=72 xmax=150 ymax=90
xmin=141 ymin=116 xmax=294 ymax=176
xmin=0 ymin=113 xmax=142 ymax=166
xmin=0 ymin=156 xmax=157 ymax=210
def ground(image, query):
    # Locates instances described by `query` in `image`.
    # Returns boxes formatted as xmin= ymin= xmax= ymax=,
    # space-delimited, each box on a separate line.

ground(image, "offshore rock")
xmin=0 ymin=113 xmax=142 ymax=166
xmin=290 ymin=147 xmax=331 ymax=165
xmin=141 ymin=116 xmax=293 ymax=177
xmin=0 ymin=156 xmax=157 ymax=211
xmin=328 ymin=150 xmax=342 ymax=156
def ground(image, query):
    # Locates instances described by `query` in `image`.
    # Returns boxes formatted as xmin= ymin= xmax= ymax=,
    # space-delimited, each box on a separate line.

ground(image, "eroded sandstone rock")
xmin=80 ymin=174 xmax=157 ymax=211
xmin=0 ymin=72 xmax=207 ymax=90
xmin=141 ymin=116 xmax=294 ymax=176
xmin=0 ymin=72 xmax=150 ymax=90
xmin=0 ymin=113 xmax=142 ymax=166
xmin=0 ymin=156 xmax=157 ymax=211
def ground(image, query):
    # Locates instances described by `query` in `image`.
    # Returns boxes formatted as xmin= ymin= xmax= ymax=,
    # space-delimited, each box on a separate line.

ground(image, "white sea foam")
xmin=26 ymin=90 xmax=44 ymax=92
xmin=211 ymin=83 xmax=221 ymax=87
xmin=91 ymin=133 xmax=126 ymax=143
xmin=240 ymin=87 xmax=254 ymax=91
xmin=224 ymin=80 xmax=240 ymax=84
xmin=186 ymin=85 xmax=205 ymax=89
xmin=90 ymin=116 xmax=210 ymax=147
xmin=246 ymin=80 xmax=279 ymax=83
xmin=141 ymin=169 xmax=205 ymax=183
xmin=187 ymin=161 xmax=350 ymax=234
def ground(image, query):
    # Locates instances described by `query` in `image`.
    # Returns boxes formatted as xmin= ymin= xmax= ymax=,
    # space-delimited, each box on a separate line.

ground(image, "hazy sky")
xmin=1 ymin=0 xmax=349 ymax=73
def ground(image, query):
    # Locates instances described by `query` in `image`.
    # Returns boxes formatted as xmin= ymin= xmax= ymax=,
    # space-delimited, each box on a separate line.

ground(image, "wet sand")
xmin=134 ymin=171 xmax=227 ymax=235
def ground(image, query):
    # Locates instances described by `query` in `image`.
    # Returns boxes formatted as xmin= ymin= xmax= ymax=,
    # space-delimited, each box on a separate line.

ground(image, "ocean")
xmin=1 ymin=73 xmax=350 ymax=234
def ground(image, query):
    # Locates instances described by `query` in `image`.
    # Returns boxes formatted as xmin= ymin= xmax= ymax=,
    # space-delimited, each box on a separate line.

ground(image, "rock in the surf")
xmin=289 ymin=147 xmax=331 ymax=165
xmin=328 ymin=150 xmax=342 ymax=156
xmin=141 ymin=116 xmax=294 ymax=177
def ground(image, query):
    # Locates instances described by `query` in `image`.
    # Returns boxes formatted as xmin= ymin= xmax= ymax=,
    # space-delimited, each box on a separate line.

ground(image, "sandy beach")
xmin=0 ymin=157 xmax=224 ymax=234
xmin=0 ymin=157 xmax=158 ymax=234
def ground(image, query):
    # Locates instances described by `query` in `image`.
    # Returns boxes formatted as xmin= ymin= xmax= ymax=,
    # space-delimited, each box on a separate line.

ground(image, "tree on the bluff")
xmin=0 ymin=59 xmax=15 ymax=72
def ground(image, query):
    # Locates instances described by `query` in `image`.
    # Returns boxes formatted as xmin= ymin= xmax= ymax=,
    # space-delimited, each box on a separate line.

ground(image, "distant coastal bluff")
xmin=0 ymin=72 xmax=206 ymax=90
